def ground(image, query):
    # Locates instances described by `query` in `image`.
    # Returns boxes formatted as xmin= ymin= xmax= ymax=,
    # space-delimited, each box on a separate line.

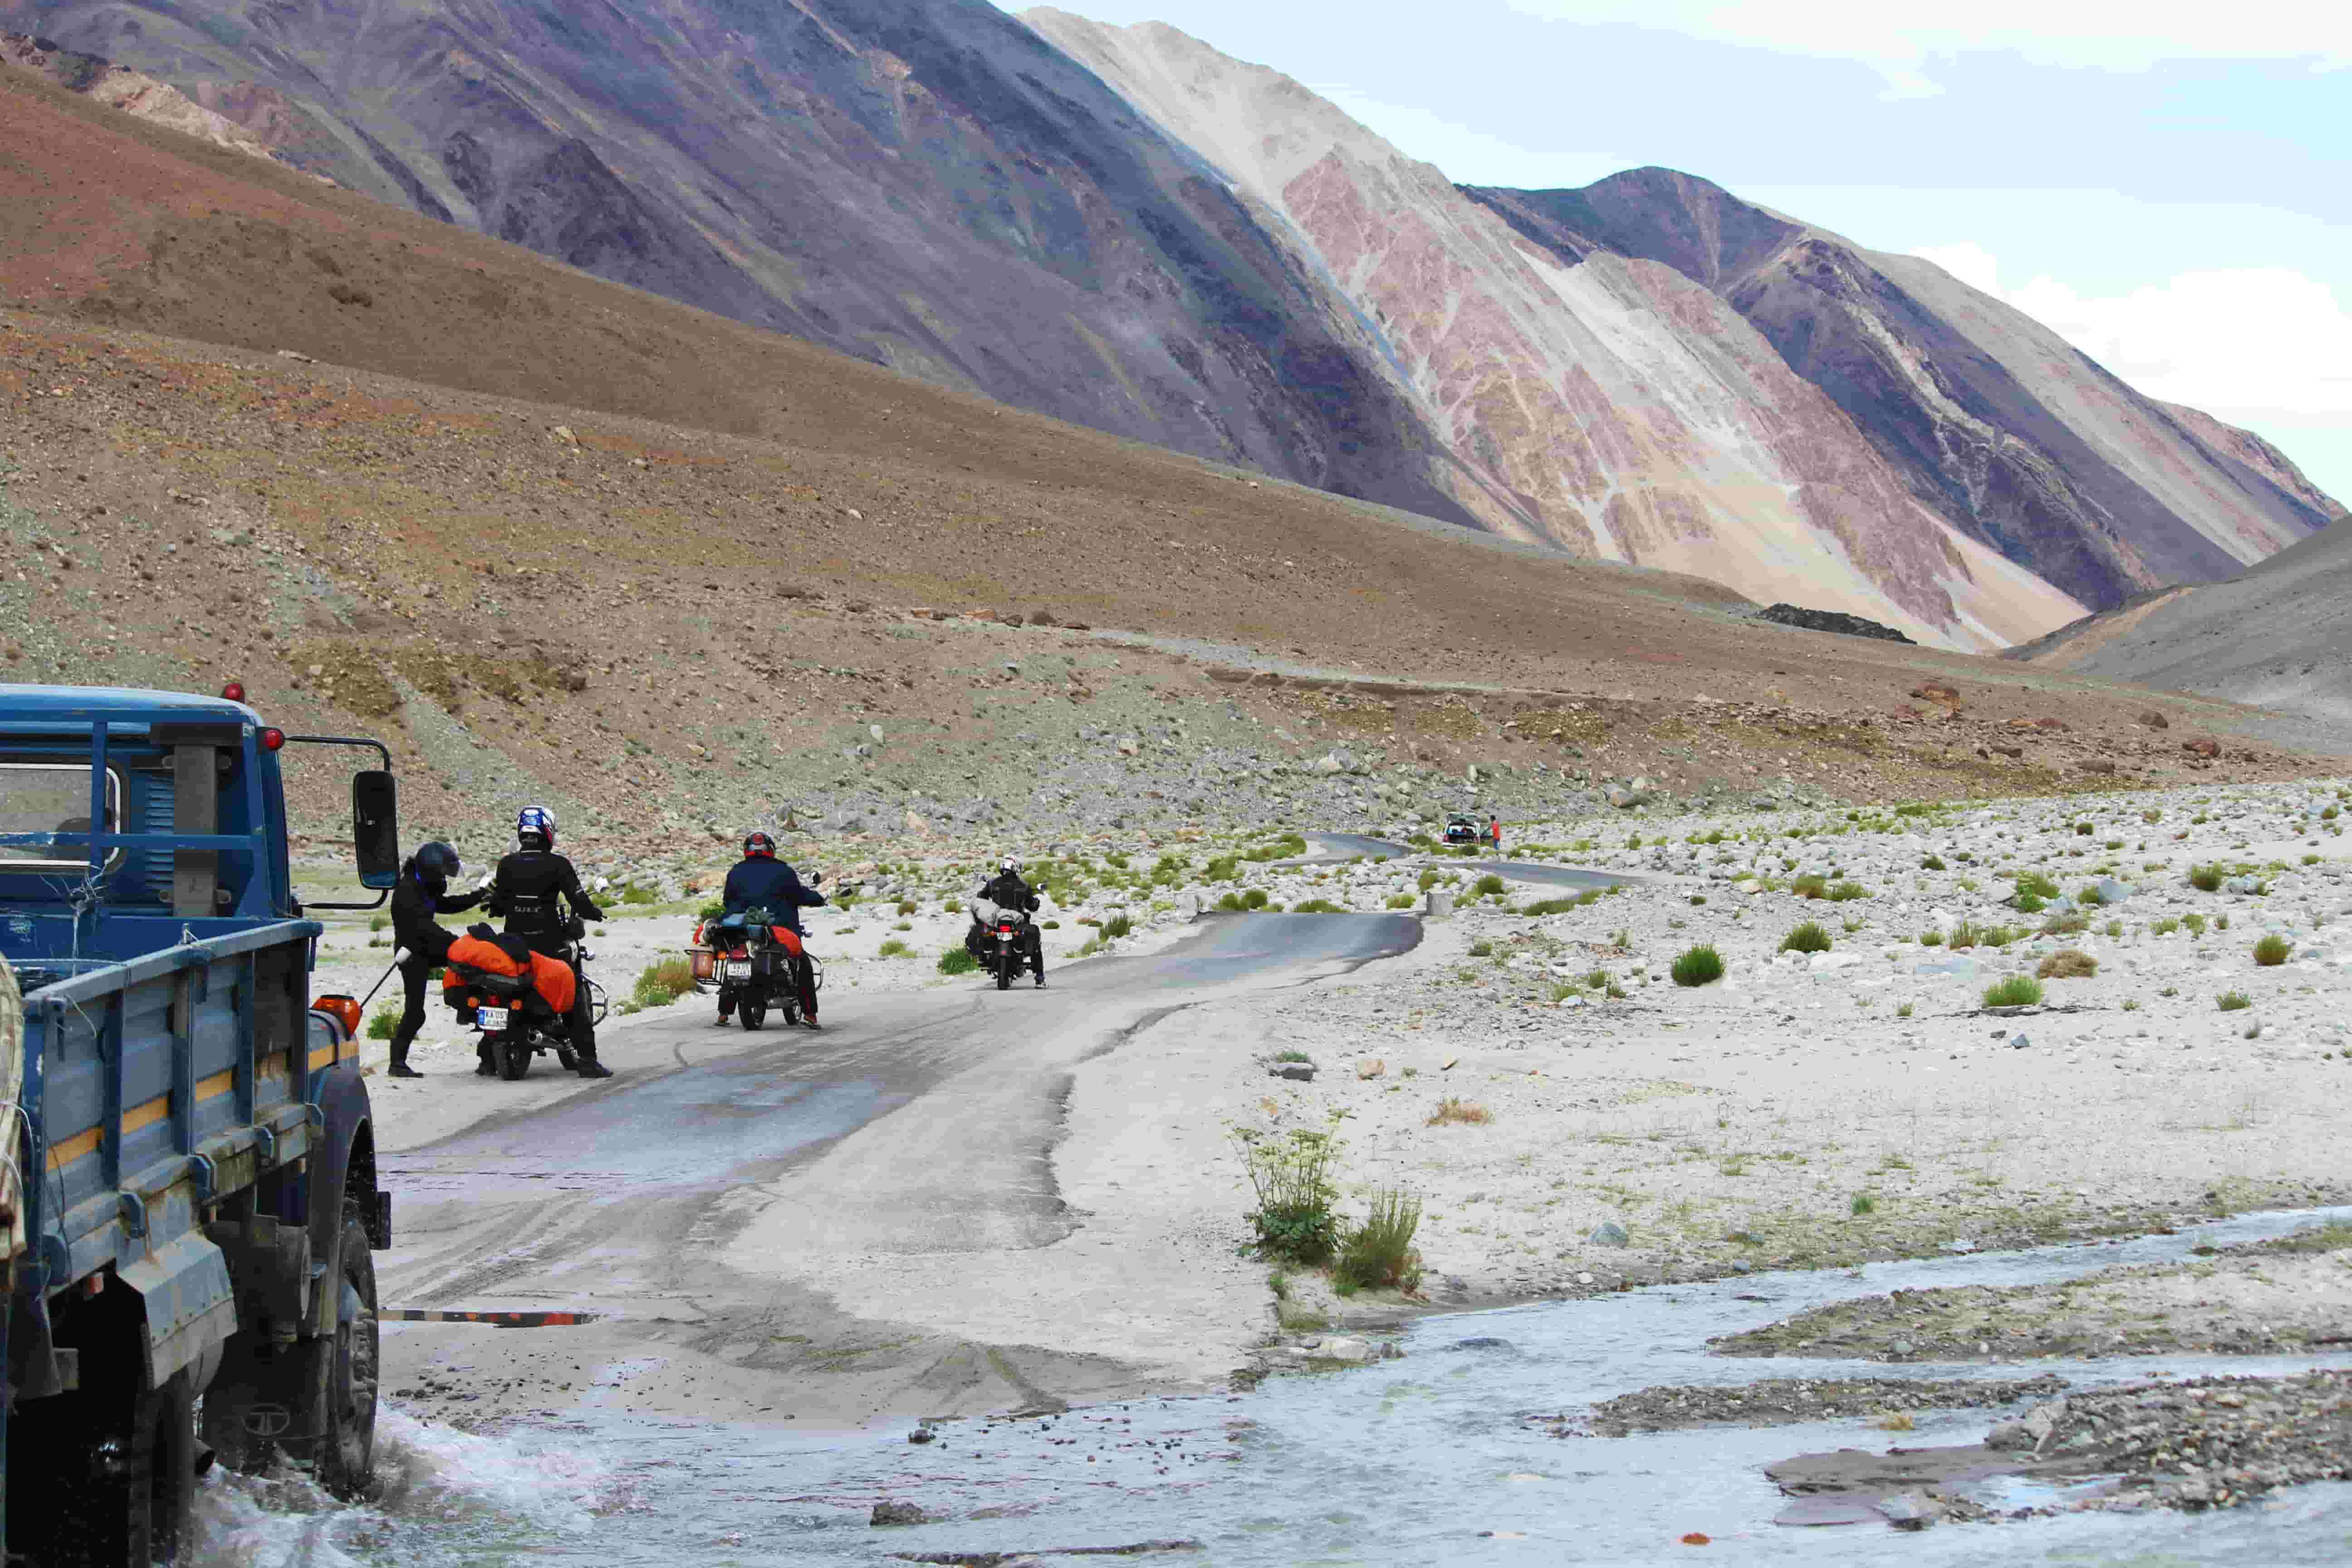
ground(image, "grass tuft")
xmin=1334 ymin=1188 xmax=1424 ymax=1293
xmin=2218 ymin=990 xmax=2253 ymax=1012
xmin=1982 ymin=974 xmax=2044 ymax=1008
xmin=2253 ymin=933 xmax=2291 ymax=967
xmin=2035 ymin=948 xmax=2097 ymax=980
xmin=937 ymin=947 xmax=979 ymax=976
xmin=631 ymin=956 xmax=696 ymax=1009
xmin=1780 ymin=921 xmax=1833 ymax=954
xmin=1426 ymin=1098 xmax=1491 ymax=1127
xmin=1670 ymin=945 xmax=1725 ymax=986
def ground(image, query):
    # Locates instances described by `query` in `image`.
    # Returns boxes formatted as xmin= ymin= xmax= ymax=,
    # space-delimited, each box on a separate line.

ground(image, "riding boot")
xmin=573 ymin=1050 xmax=614 ymax=1079
xmin=387 ymin=1043 xmax=422 ymax=1079
xmin=475 ymin=1042 xmax=497 ymax=1077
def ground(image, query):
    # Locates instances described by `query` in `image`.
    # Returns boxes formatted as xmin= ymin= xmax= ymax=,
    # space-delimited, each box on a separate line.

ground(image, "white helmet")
xmin=1001 ymin=857 xmax=1021 ymax=873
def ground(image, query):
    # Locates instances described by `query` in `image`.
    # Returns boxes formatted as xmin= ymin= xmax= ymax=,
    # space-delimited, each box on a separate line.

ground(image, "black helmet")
xmin=414 ymin=841 xmax=461 ymax=882
xmin=744 ymin=831 xmax=776 ymax=860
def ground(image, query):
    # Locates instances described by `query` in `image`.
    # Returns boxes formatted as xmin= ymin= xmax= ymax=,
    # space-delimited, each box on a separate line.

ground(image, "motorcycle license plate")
xmin=723 ymin=961 xmax=752 ymax=980
xmin=477 ymin=1006 xmax=511 ymax=1032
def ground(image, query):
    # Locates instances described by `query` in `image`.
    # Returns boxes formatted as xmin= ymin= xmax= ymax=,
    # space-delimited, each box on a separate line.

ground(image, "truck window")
xmin=0 ymin=763 xmax=123 ymax=874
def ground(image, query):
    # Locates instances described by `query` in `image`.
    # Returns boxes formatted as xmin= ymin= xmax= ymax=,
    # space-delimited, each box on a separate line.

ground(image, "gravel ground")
xmin=1562 ymin=1373 xmax=2067 ymax=1436
xmin=1712 ymin=1223 xmax=2352 ymax=1362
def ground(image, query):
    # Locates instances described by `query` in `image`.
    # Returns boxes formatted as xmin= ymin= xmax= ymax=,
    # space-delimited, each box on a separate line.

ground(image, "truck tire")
xmin=278 ymin=1201 xmax=380 ymax=1499
xmin=16 ymin=1365 xmax=196 ymax=1566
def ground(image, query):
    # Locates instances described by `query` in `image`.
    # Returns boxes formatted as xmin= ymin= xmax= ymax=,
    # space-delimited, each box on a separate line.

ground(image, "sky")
xmin=999 ymin=1 xmax=2352 ymax=507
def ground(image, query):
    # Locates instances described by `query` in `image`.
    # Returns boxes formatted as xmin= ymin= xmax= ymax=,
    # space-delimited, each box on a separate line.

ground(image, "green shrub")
xmin=696 ymin=900 xmax=726 ymax=923
xmin=1919 ymin=929 xmax=1944 ymax=946
xmin=1671 ymin=945 xmax=1725 ymax=985
xmin=1921 ymin=855 xmax=1946 ymax=871
xmin=1334 ymin=1188 xmax=1424 ymax=1293
xmin=2189 ymin=863 xmax=2224 ymax=892
xmin=1241 ymin=888 xmax=1269 ymax=911
xmin=1205 ymin=855 xmax=1240 ymax=883
xmin=1519 ymin=897 xmax=1578 ymax=916
xmin=2151 ymin=916 xmax=2181 ymax=936
xmin=2040 ymin=910 xmax=2089 ymax=936
xmin=1386 ymin=892 xmax=1415 ymax=909
xmin=1947 ymin=920 xmax=1982 ymax=950
xmin=897 ymin=899 xmax=918 ymax=916
xmin=937 ymin=947 xmax=979 ymax=975
xmin=1827 ymin=880 xmax=1869 ymax=902
xmin=877 ymin=938 xmax=912 ymax=958
xmin=2036 ymin=948 xmax=2097 ymax=980
xmin=1781 ymin=921 xmax=1832 ymax=954
xmin=1473 ymin=873 xmax=1506 ymax=898
xmin=1235 ymin=1126 xmax=1342 ymax=1264
xmin=1982 ymin=974 xmax=2044 ymax=1008
xmin=368 ymin=914 xmax=389 ymax=934
xmin=2253 ymin=934 xmax=2291 ymax=967
xmin=365 ymin=1009 xmax=399 ymax=1040
xmin=620 ymin=884 xmax=659 ymax=906
xmin=1791 ymin=873 xmax=1828 ymax=899
xmin=1468 ymin=938 xmax=1494 ymax=958
xmin=1216 ymin=892 xmax=1247 ymax=912
xmin=2183 ymin=912 xmax=2209 ymax=936
xmin=1291 ymin=899 xmax=1343 ymax=914
xmin=2015 ymin=870 xmax=2061 ymax=900
xmin=2074 ymin=821 xmax=2094 ymax=836
xmin=2218 ymin=990 xmax=2253 ymax=1012
xmin=631 ymin=957 xmax=696 ymax=1009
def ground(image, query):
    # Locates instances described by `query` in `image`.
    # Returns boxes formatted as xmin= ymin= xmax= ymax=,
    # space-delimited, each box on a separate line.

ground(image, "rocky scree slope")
xmin=5 ymin=0 xmax=1468 ymax=529
xmin=2005 ymin=510 xmax=2352 ymax=735
xmin=1463 ymin=168 xmax=2339 ymax=612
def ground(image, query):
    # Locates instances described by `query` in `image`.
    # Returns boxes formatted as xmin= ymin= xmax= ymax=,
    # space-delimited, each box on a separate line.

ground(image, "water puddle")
xmin=192 ymin=1207 xmax=2352 ymax=1565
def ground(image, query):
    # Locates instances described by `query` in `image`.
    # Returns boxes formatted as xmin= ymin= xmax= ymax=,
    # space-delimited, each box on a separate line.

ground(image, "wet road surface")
xmin=375 ymin=913 xmax=1419 ymax=1426
xmin=1308 ymin=832 xmax=1631 ymax=892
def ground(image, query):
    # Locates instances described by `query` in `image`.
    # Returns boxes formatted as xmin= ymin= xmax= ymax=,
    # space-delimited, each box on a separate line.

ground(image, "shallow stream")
xmin=190 ymin=1206 xmax=2352 ymax=1566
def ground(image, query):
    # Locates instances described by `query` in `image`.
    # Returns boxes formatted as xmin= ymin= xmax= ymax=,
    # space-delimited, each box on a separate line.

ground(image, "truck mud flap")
xmin=118 ymin=1232 xmax=239 ymax=1390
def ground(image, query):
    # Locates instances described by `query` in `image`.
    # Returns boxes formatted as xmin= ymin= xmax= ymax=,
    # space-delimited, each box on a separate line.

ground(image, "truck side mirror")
xmin=352 ymin=770 xmax=400 ymax=890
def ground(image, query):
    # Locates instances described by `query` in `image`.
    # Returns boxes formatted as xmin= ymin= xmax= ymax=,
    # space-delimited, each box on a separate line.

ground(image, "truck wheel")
xmin=740 ymin=997 xmax=765 ymax=1030
xmin=498 ymin=1036 xmax=531 ymax=1080
xmin=18 ymin=1365 xmax=196 ymax=1566
xmin=280 ymin=1202 xmax=380 ymax=1499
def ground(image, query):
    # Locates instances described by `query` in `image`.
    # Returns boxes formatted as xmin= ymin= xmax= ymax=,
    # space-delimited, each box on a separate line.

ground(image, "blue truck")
xmin=0 ymin=682 xmax=401 ymax=1564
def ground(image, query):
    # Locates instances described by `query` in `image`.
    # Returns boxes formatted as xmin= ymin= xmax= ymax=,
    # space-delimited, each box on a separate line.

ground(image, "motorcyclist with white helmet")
xmin=968 ymin=857 xmax=1045 ymax=986
xmin=485 ymin=805 xmax=611 ymax=1077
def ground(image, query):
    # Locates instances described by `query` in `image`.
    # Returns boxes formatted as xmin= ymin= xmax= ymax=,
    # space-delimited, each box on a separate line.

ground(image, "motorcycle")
xmin=446 ymin=917 xmax=607 ymax=1081
xmin=704 ymin=909 xmax=819 ymax=1030
xmin=983 ymin=909 xmax=1042 ymax=991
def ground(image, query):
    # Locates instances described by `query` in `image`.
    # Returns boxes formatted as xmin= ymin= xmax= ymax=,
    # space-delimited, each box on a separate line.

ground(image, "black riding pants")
xmin=388 ymin=952 xmax=434 ymax=1063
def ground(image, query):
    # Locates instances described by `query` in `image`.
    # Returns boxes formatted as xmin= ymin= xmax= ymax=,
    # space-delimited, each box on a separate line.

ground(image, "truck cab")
xmin=0 ymin=683 xmax=400 ymax=1564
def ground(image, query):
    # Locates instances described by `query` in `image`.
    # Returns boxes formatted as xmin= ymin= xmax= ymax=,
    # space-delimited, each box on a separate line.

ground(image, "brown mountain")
xmin=1462 ymin=169 xmax=2338 ymax=610
xmin=5 ymin=0 xmax=2340 ymax=648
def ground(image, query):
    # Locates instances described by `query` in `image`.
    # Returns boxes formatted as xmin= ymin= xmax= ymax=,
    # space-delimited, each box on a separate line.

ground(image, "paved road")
xmin=1307 ymin=832 xmax=1632 ymax=892
xmin=375 ymin=912 xmax=1418 ymax=1425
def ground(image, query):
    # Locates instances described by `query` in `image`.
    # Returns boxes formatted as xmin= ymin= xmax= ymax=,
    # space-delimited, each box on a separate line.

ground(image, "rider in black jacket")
xmin=385 ymin=841 xmax=481 ymax=1078
xmin=969 ymin=858 xmax=1045 ymax=986
xmin=719 ymin=831 xmax=827 ymax=1028
xmin=485 ymin=805 xmax=611 ymax=1077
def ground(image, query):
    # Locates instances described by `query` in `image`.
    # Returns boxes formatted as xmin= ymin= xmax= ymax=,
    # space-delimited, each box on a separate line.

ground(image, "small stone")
xmin=1271 ymin=1062 xmax=1315 ymax=1082
xmin=1588 ymin=1221 xmax=1630 ymax=1248
xmin=1355 ymin=1058 xmax=1385 ymax=1080
xmin=1890 ymin=1339 xmax=1914 ymax=1357
xmin=870 ymin=1499 xmax=926 ymax=1526
xmin=906 ymin=1428 xmax=936 ymax=1444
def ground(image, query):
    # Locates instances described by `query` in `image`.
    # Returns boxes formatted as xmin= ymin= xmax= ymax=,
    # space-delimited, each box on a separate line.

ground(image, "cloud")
xmin=1502 ymin=2 xmax=2351 ymax=93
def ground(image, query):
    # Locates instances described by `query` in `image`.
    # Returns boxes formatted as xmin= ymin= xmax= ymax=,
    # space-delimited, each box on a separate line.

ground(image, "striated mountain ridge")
xmin=1464 ymin=170 xmax=2336 ymax=609
xmin=1 ymin=29 xmax=282 ymax=161
xmin=1024 ymin=10 xmax=2081 ymax=648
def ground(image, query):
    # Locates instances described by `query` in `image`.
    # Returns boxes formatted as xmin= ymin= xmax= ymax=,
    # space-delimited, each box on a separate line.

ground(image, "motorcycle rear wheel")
xmin=995 ymin=954 xmax=1012 ymax=991
xmin=497 ymin=1036 xmax=531 ymax=1081
xmin=740 ymin=998 xmax=766 ymax=1031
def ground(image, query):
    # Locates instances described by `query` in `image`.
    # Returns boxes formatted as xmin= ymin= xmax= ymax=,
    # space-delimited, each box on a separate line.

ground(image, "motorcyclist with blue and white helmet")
xmin=485 ymin=805 xmax=610 ymax=1077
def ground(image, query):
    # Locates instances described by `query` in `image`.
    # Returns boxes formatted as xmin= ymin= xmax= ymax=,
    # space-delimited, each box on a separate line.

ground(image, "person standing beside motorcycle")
xmin=485 ymin=805 xmax=612 ymax=1077
xmin=720 ymin=831 xmax=828 ymax=1029
xmin=969 ymin=857 xmax=1046 ymax=987
xmin=386 ymin=841 xmax=482 ymax=1078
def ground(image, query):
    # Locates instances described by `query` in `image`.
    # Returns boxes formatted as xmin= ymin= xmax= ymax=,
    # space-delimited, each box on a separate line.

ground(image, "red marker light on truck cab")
xmin=260 ymin=728 xmax=285 ymax=751
xmin=221 ymin=681 xmax=246 ymax=702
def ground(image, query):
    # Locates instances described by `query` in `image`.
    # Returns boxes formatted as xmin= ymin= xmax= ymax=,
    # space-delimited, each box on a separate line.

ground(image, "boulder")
xmin=2136 ymin=710 xmax=2170 ymax=730
xmin=1588 ymin=1220 xmax=1630 ymax=1248
xmin=1756 ymin=603 xmax=1916 ymax=644
xmin=871 ymin=1500 xmax=928 ymax=1527
xmin=2183 ymin=738 xmax=2220 ymax=759
xmin=1423 ymin=889 xmax=1455 ymax=916
xmin=1316 ymin=1336 xmax=1379 ymax=1363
